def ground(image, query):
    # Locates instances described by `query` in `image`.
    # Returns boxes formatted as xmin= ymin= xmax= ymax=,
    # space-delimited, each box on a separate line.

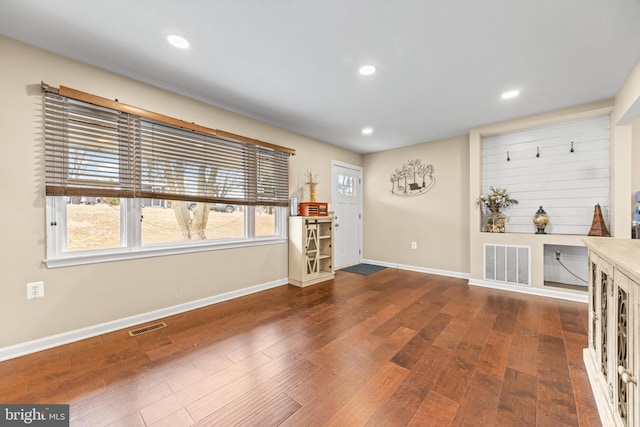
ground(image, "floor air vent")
xmin=128 ymin=322 xmax=167 ymax=337
xmin=484 ymin=244 xmax=530 ymax=286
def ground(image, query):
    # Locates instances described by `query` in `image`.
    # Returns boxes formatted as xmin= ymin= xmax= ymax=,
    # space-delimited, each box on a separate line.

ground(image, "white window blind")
xmin=44 ymin=90 xmax=291 ymax=206
xmin=43 ymin=93 xmax=138 ymax=197
xmin=482 ymin=115 xmax=610 ymax=235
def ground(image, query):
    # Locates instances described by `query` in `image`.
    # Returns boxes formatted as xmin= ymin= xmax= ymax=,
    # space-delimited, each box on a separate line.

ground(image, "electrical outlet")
xmin=411 ymin=242 xmax=417 ymax=249
xmin=26 ymin=281 xmax=44 ymax=299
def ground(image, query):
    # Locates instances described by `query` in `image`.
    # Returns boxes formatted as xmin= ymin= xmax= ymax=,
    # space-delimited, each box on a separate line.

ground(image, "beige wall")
xmin=0 ymin=36 xmax=361 ymax=349
xmin=362 ymin=135 xmax=470 ymax=274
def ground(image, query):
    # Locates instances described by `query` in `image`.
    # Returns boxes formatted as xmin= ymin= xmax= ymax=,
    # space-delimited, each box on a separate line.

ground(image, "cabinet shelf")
xmin=289 ymin=216 xmax=335 ymax=287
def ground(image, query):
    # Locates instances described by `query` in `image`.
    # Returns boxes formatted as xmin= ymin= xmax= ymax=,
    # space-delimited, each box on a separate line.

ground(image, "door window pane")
xmin=338 ymin=174 xmax=356 ymax=197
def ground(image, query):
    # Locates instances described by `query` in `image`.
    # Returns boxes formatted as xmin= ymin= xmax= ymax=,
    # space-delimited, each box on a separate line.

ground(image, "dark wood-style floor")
xmin=1 ymin=268 xmax=601 ymax=426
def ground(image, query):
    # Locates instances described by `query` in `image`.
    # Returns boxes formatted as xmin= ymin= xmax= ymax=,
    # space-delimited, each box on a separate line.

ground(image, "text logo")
xmin=1 ymin=405 xmax=69 ymax=426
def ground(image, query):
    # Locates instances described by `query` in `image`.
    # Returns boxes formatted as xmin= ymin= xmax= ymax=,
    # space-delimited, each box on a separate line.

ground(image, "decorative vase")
xmin=308 ymin=182 xmax=317 ymax=202
xmin=486 ymin=212 xmax=506 ymax=233
xmin=588 ymin=203 xmax=610 ymax=236
xmin=533 ymin=206 xmax=549 ymax=234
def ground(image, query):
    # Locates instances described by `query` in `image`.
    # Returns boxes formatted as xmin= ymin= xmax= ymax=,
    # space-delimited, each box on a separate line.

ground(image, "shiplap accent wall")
xmin=482 ymin=115 xmax=610 ymax=235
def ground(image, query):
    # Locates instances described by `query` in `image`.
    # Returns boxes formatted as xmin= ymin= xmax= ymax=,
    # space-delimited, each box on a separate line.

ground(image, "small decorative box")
xmin=299 ymin=202 xmax=328 ymax=216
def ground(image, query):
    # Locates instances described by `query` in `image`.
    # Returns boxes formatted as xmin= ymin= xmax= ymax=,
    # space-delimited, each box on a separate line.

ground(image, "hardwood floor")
xmin=0 ymin=269 xmax=601 ymax=426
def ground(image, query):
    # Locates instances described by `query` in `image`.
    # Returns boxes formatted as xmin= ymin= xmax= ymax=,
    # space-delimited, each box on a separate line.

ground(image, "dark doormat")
xmin=340 ymin=263 xmax=387 ymax=275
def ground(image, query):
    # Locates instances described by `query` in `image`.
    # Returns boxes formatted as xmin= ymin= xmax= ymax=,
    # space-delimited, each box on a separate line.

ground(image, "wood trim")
xmin=46 ymin=84 xmax=295 ymax=155
xmin=45 ymin=185 xmax=136 ymax=198
xmin=215 ymin=129 xmax=294 ymax=154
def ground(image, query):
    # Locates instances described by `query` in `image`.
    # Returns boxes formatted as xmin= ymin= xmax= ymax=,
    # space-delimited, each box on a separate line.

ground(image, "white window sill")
xmin=44 ymin=237 xmax=287 ymax=268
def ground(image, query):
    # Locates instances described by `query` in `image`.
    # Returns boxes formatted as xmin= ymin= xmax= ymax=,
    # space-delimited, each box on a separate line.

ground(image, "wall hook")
xmin=536 ymin=147 xmax=540 ymax=158
xmin=507 ymin=151 xmax=510 ymax=162
xmin=570 ymin=141 xmax=575 ymax=153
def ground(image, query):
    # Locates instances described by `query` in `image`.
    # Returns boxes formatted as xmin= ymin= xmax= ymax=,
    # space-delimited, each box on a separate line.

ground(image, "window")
xmin=337 ymin=173 xmax=356 ymax=197
xmin=43 ymin=85 xmax=293 ymax=266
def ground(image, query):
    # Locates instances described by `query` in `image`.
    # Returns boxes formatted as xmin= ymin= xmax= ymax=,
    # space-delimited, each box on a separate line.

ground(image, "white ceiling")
xmin=1 ymin=0 xmax=640 ymax=154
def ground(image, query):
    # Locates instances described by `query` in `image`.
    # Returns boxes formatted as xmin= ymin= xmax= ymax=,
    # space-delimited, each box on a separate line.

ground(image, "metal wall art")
xmin=389 ymin=159 xmax=435 ymax=197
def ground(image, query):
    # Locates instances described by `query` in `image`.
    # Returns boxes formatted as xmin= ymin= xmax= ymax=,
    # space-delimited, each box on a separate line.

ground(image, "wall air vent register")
xmin=484 ymin=244 xmax=531 ymax=286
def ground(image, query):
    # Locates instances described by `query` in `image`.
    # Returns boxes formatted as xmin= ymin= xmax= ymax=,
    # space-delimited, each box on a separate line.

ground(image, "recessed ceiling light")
xmin=359 ymin=65 xmax=376 ymax=76
xmin=361 ymin=127 xmax=373 ymax=135
xmin=501 ymin=90 xmax=520 ymax=99
xmin=166 ymin=34 xmax=190 ymax=49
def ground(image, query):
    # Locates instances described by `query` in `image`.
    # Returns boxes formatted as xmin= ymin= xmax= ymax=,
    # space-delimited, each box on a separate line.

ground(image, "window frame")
xmin=45 ymin=197 xmax=287 ymax=268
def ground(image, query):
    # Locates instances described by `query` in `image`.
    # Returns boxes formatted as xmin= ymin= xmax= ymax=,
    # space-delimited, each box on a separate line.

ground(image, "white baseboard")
xmin=361 ymin=259 xmax=470 ymax=280
xmin=468 ymin=278 xmax=588 ymax=303
xmin=0 ymin=278 xmax=289 ymax=362
xmin=362 ymin=258 xmax=587 ymax=303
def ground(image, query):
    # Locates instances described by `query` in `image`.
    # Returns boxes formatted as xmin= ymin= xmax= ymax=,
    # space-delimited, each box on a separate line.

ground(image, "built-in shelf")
xmin=543 ymin=244 xmax=588 ymax=290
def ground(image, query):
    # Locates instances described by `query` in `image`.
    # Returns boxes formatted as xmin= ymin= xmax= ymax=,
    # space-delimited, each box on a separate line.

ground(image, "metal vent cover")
xmin=128 ymin=322 xmax=167 ymax=337
xmin=484 ymin=244 xmax=530 ymax=286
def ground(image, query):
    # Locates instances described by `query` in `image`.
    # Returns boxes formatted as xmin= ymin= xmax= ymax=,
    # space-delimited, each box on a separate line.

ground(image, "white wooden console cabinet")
xmin=584 ymin=238 xmax=640 ymax=427
xmin=288 ymin=216 xmax=335 ymax=287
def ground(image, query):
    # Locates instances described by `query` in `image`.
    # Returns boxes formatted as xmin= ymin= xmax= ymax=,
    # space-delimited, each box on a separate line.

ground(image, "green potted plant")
xmin=476 ymin=186 xmax=519 ymax=232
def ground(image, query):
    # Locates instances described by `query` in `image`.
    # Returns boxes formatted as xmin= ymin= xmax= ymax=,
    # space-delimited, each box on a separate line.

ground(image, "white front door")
xmin=332 ymin=161 xmax=362 ymax=268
